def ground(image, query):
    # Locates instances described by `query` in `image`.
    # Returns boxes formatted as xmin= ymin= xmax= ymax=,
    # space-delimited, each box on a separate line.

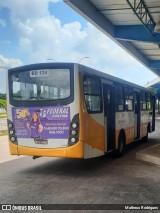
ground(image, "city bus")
xmin=7 ymin=63 xmax=155 ymax=159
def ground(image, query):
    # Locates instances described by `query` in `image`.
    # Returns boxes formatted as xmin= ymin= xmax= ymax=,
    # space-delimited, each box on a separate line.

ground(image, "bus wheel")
xmin=116 ymin=133 xmax=125 ymax=157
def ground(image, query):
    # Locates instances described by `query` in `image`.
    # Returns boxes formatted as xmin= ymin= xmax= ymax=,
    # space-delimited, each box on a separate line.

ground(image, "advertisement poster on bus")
xmin=12 ymin=107 xmax=70 ymax=139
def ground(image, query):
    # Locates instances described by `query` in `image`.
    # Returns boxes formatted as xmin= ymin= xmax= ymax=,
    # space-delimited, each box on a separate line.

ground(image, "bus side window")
xmin=83 ymin=76 xmax=102 ymax=113
xmin=146 ymin=93 xmax=152 ymax=110
xmin=140 ymin=91 xmax=146 ymax=111
xmin=124 ymin=87 xmax=134 ymax=111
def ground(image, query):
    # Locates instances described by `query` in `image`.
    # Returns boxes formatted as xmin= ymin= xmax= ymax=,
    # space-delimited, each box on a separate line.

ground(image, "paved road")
xmin=0 ymin=124 xmax=160 ymax=212
xmin=0 ymin=136 xmax=23 ymax=163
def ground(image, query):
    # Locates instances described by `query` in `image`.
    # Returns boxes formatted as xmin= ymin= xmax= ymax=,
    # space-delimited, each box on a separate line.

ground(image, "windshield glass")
xmin=11 ymin=69 xmax=70 ymax=101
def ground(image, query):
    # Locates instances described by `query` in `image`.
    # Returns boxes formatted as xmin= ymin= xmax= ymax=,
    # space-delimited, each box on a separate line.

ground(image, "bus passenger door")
xmin=134 ymin=92 xmax=140 ymax=139
xmin=103 ymin=84 xmax=115 ymax=152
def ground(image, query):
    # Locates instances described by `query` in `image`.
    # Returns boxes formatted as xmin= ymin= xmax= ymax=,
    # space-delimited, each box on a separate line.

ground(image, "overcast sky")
xmin=0 ymin=0 xmax=157 ymax=93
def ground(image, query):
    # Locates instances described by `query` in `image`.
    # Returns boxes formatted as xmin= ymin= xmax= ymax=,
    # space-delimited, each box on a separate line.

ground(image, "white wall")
xmin=0 ymin=108 xmax=6 ymax=113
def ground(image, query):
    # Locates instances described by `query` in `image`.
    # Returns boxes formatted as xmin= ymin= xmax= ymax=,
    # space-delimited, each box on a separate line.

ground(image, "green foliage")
xmin=0 ymin=113 xmax=7 ymax=118
xmin=0 ymin=99 xmax=6 ymax=110
xmin=0 ymin=93 xmax=6 ymax=100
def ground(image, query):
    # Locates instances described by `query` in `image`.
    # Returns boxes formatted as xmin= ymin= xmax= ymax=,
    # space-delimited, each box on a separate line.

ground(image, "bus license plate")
xmin=34 ymin=139 xmax=48 ymax=145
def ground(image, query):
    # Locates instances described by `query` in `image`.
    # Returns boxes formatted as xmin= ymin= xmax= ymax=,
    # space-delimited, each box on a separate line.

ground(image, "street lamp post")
xmin=47 ymin=58 xmax=57 ymax=62
xmin=78 ymin=57 xmax=90 ymax=63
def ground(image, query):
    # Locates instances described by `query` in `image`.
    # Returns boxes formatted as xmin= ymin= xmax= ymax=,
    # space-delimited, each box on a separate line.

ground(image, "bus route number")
xmin=30 ymin=70 xmax=48 ymax=77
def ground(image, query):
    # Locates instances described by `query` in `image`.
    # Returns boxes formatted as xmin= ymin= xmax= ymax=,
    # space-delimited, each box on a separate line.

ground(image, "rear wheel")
xmin=116 ymin=133 xmax=125 ymax=157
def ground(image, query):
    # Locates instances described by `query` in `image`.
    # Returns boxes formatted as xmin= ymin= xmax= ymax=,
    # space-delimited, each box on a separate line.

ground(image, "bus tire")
xmin=116 ymin=132 xmax=125 ymax=157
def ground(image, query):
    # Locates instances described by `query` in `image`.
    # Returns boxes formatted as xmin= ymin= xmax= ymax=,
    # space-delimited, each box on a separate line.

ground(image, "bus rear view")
xmin=7 ymin=62 xmax=155 ymax=160
xmin=7 ymin=63 xmax=83 ymax=158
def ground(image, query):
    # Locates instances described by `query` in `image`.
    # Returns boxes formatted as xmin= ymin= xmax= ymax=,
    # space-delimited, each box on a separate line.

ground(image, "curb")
xmin=136 ymin=147 xmax=160 ymax=166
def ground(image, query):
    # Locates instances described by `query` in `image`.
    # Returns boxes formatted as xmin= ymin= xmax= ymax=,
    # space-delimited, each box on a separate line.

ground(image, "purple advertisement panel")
xmin=12 ymin=107 xmax=70 ymax=139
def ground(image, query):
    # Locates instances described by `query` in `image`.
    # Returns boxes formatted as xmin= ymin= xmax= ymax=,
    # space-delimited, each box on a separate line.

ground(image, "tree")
xmin=0 ymin=99 xmax=6 ymax=110
xmin=0 ymin=93 xmax=6 ymax=100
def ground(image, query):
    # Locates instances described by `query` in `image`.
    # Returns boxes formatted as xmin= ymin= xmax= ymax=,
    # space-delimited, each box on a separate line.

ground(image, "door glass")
xmin=107 ymin=90 xmax=110 ymax=104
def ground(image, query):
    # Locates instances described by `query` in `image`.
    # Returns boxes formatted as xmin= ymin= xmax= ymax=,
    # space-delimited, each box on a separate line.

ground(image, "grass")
xmin=0 ymin=113 xmax=7 ymax=119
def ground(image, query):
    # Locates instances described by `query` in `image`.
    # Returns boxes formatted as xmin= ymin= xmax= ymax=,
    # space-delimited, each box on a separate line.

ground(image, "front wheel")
xmin=116 ymin=133 xmax=125 ymax=157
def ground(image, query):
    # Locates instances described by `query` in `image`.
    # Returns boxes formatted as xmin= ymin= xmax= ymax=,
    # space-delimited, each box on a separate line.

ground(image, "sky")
xmin=0 ymin=0 xmax=157 ymax=93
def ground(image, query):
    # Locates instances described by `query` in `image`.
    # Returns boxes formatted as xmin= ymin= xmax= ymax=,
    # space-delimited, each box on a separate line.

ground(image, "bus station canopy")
xmin=145 ymin=77 xmax=160 ymax=99
xmin=64 ymin=0 xmax=160 ymax=77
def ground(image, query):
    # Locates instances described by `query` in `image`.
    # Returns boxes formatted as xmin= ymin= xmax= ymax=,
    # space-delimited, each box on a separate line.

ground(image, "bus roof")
xmin=8 ymin=62 xmax=153 ymax=93
xmin=78 ymin=63 xmax=153 ymax=93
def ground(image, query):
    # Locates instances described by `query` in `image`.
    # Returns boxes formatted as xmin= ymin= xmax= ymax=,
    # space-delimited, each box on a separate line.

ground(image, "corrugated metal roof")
xmin=132 ymin=41 xmax=160 ymax=60
xmin=91 ymin=0 xmax=142 ymax=25
xmin=90 ymin=0 xmax=160 ymax=25
xmin=90 ymin=0 xmax=160 ymax=63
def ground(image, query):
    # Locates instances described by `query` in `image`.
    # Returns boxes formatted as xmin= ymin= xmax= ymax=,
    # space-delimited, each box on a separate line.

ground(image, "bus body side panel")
xmin=83 ymin=113 xmax=105 ymax=159
xmin=79 ymin=72 xmax=105 ymax=159
xmin=8 ymin=141 xmax=18 ymax=155
xmin=115 ymin=111 xmax=135 ymax=148
xmin=141 ymin=111 xmax=149 ymax=138
xmin=66 ymin=64 xmax=84 ymax=158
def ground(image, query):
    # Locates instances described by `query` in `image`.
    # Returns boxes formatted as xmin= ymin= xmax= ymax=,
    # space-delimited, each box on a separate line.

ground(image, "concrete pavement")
xmin=136 ymin=120 xmax=160 ymax=166
xmin=0 ymin=118 xmax=7 ymax=129
xmin=136 ymin=144 xmax=160 ymax=166
xmin=0 ymin=137 xmax=160 ymax=209
xmin=0 ymin=119 xmax=160 ymax=165
xmin=0 ymin=135 xmax=23 ymax=163
xmin=0 ymin=118 xmax=7 ymax=136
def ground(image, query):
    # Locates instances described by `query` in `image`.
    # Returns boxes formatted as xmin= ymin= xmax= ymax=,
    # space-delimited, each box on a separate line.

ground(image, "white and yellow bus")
xmin=7 ymin=63 xmax=155 ymax=159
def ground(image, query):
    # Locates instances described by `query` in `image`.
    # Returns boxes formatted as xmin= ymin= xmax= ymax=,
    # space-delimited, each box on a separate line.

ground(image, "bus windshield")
xmin=10 ymin=69 xmax=70 ymax=101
